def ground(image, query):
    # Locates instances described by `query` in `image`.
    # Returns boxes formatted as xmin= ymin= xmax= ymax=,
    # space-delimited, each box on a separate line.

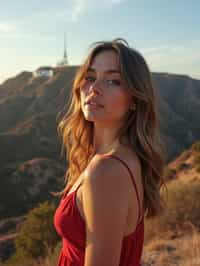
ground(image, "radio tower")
xmin=57 ymin=34 xmax=69 ymax=66
xmin=63 ymin=34 xmax=68 ymax=65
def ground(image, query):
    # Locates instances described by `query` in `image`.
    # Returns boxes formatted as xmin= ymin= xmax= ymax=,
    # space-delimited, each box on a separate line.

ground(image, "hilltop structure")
xmin=57 ymin=35 xmax=69 ymax=67
xmin=33 ymin=36 xmax=69 ymax=78
xmin=33 ymin=66 xmax=54 ymax=78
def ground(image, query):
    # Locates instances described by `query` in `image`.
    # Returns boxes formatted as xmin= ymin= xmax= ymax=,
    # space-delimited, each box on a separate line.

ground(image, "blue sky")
xmin=0 ymin=0 xmax=200 ymax=83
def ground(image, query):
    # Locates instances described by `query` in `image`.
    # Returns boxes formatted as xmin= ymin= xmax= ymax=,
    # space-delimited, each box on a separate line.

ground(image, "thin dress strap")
xmin=101 ymin=154 xmax=143 ymax=224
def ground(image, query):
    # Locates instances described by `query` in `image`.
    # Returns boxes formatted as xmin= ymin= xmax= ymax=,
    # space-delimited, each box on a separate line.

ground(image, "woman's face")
xmin=80 ymin=49 xmax=132 ymax=126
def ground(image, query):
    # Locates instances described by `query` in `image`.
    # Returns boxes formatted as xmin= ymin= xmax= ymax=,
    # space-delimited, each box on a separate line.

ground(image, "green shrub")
xmin=4 ymin=201 xmax=59 ymax=266
xmin=41 ymin=242 xmax=62 ymax=266
xmin=3 ymin=242 xmax=62 ymax=266
xmin=3 ymin=255 xmax=36 ymax=266
xmin=192 ymin=141 xmax=200 ymax=152
xmin=180 ymin=150 xmax=191 ymax=160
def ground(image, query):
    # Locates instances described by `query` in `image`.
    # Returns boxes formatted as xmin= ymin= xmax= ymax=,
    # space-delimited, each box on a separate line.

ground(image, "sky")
xmin=0 ymin=0 xmax=200 ymax=84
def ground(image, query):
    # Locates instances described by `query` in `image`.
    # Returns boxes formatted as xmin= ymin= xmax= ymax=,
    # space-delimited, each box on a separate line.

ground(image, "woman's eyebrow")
xmin=87 ymin=67 xmax=120 ymax=74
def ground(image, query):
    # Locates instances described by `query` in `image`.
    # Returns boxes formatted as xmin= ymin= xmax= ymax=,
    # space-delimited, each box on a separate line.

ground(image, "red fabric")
xmin=54 ymin=154 xmax=144 ymax=265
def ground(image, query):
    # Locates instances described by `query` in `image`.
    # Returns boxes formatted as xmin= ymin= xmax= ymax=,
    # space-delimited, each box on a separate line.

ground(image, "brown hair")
xmin=55 ymin=38 xmax=167 ymax=218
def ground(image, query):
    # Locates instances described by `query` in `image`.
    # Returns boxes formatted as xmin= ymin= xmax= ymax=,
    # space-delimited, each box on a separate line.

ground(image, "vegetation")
xmin=191 ymin=141 xmax=200 ymax=152
xmin=194 ymin=154 xmax=200 ymax=165
xmin=194 ymin=150 xmax=200 ymax=173
xmin=3 ymin=201 xmax=59 ymax=266
xmin=164 ymin=167 xmax=176 ymax=181
xmin=195 ymin=165 xmax=200 ymax=173
xmin=143 ymin=231 xmax=200 ymax=266
xmin=145 ymin=179 xmax=200 ymax=242
xmin=176 ymin=162 xmax=189 ymax=172
xmin=179 ymin=149 xmax=191 ymax=160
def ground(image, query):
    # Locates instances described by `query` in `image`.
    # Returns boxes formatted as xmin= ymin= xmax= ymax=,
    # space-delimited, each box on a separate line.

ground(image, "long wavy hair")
xmin=54 ymin=38 xmax=167 ymax=218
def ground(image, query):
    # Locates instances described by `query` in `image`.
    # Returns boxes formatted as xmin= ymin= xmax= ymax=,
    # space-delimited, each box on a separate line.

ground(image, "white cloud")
xmin=69 ymin=0 xmax=126 ymax=21
xmin=0 ymin=0 xmax=126 ymax=31
xmin=70 ymin=0 xmax=90 ymax=21
xmin=0 ymin=22 xmax=16 ymax=33
xmin=111 ymin=0 xmax=125 ymax=4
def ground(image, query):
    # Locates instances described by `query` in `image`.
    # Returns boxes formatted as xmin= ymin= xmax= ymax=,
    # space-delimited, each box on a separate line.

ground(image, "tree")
xmin=14 ymin=201 xmax=59 ymax=260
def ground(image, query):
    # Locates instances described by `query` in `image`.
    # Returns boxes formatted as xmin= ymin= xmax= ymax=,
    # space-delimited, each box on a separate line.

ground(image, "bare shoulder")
xmin=82 ymin=149 xmax=142 ymax=198
xmin=81 ymin=154 xmax=131 ymax=224
xmin=83 ymin=154 xmax=131 ymax=197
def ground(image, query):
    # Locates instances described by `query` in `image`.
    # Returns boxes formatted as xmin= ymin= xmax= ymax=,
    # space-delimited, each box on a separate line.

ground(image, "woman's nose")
xmin=88 ymin=79 xmax=102 ymax=94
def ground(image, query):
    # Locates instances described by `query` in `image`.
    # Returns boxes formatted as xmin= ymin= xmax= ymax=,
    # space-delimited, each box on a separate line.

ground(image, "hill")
xmin=1 ymin=140 xmax=200 ymax=265
xmin=0 ymin=67 xmax=200 ymax=221
xmin=142 ymin=141 xmax=200 ymax=265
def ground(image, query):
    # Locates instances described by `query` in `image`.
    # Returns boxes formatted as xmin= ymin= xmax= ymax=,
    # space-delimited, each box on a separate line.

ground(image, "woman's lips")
xmin=85 ymin=102 xmax=103 ymax=108
xmin=85 ymin=101 xmax=103 ymax=108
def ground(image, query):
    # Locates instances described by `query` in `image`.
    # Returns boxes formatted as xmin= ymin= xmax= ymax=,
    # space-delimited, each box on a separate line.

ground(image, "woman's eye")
xmin=85 ymin=76 xmax=95 ymax=82
xmin=83 ymin=77 xmax=121 ymax=86
xmin=107 ymin=79 xmax=121 ymax=86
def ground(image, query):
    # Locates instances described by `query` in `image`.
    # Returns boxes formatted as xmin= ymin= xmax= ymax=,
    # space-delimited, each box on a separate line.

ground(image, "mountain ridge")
xmin=0 ymin=66 xmax=200 ymax=220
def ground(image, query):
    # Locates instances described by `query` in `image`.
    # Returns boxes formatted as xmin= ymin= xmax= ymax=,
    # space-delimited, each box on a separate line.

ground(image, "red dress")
xmin=54 ymin=154 xmax=144 ymax=265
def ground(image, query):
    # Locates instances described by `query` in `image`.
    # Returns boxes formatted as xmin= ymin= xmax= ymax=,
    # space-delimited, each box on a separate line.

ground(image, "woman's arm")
xmin=82 ymin=157 xmax=130 ymax=266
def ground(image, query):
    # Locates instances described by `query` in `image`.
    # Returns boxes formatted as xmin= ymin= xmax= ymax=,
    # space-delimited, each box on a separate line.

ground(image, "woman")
xmin=54 ymin=38 xmax=166 ymax=266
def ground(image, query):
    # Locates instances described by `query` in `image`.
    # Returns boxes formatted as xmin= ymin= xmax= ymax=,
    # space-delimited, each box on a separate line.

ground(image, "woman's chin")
xmin=83 ymin=113 xmax=104 ymax=123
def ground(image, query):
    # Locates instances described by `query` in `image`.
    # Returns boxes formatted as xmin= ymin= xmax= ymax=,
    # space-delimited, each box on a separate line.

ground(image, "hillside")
xmin=1 ymin=141 xmax=200 ymax=265
xmin=0 ymin=67 xmax=200 ymax=221
xmin=0 ymin=67 xmax=200 ymax=263
xmin=141 ymin=141 xmax=200 ymax=265
xmin=0 ymin=66 xmax=78 ymax=220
